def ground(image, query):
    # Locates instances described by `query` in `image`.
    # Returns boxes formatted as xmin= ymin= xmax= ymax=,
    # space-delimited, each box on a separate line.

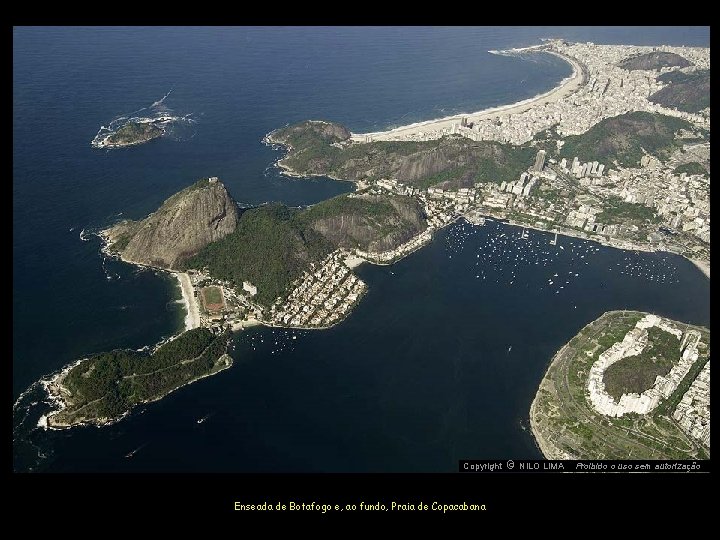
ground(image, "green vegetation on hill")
xmin=619 ymin=51 xmax=691 ymax=71
xmin=595 ymin=195 xmax=659 ymax=225
xmin=531 ymin=124 xmax=563 ymax=155
xmin=602 ymin=326 xmax=681 ymax=400
xmin=651 ymin=69 xmax=710 ymax=113
xmin=185 ymin=193 xmax=427 ymax=306
xmin=673 ymin=162 xmax=707 ymax=176
xmin=107 ymin=121 xmax=163 ymax=145
xmin=186 ymin=204 xmax=333 ymax=307
xmin=271 ymin=121 xmax=536 ymax=189
xmin=300 ymin=194 xmax=427 ymax=252
xmin=298 ymin=195 xmax=396 ymax=223
xmin=50 ymin=328 xmax=230 ymax=426
xmin=414 ymin=165 xmax=471 ymax=190
xmin=560 ymin=111 xmax=695 ymax=167
xmin=657 ymin=70 xmax=700 ymax=84
xmin=110 ymin=233 xmax=132 ymax=252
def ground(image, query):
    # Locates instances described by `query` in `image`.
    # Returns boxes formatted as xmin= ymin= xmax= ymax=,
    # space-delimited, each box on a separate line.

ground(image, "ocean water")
xmin=13 ymin=26 xmax=709 ymax=472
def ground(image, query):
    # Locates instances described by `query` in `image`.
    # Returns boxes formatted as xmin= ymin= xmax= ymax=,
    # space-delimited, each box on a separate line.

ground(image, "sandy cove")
xmin=98 ymin=229 xmax=201 ymax=330
xmin=175 ymin=272 xmax=201 ymax=331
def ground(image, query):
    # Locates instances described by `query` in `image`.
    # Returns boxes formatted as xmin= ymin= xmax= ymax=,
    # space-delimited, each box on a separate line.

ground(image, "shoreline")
xmin=98 ymin=229 xmax=204 ymax=331
xmin=527 ymin=312 xmax=620 ymax=460
xmin=175 ymin=272 xmax=201 ymax=331
xmin=349 ymin=47 xmax=583 ymax=142
xmin=264 ymin=133 xmax=357 ymax=186
xmin=689 ymin=258 xmax=710 ymax=279
xmin=44 ymin=351 xmax=233 ymax=430
xmin=483 ymin=213 xmax=709 ymax=281
xmin=528 ymin=333 xmax=597 ymax=459
xmin=39 ymin=357 xmax=87 ymax=430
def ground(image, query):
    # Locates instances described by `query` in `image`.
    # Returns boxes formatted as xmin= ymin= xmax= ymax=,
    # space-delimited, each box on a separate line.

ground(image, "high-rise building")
xmin=534 ymin=150 xmax=546 ymax=172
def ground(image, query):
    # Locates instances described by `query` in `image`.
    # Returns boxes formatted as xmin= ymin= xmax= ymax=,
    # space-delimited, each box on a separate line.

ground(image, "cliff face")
xmin=106 ymin=179 xmax=239 ymax=269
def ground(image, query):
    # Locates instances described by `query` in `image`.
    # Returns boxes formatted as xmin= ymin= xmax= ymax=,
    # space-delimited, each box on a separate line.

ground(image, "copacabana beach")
xmin=350 ymin=49 xmax=583 ymax=142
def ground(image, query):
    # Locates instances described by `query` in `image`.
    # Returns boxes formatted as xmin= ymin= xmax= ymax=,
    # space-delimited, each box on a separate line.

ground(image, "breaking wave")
xmin=91 ymin=90 xmax=197 ymax=148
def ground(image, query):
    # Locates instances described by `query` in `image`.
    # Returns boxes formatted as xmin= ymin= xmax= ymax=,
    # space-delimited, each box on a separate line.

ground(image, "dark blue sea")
xmin=13 ymin=26 xmax=709 ymax=472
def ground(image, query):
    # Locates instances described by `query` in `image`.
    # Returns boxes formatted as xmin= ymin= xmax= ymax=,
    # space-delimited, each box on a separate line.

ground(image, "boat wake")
xmin=91 ymin=91 xmax=197 ymax=148
xmin=196 ymin=413 xmax=214 ymax=424
xmin=125 ymin=443 xmax=147 ymax=458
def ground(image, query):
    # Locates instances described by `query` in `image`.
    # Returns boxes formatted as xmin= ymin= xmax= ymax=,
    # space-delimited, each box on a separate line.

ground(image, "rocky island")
xmin=94 ymin=120 xmax=165 ymax=149
xmin=530 ymin=311 xmax=709 ymax=459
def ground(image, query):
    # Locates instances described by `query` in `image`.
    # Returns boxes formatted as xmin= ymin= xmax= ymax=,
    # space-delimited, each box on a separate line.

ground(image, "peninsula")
xmin=530 ymin=311 xmax=709 ymax=459
xmin=44 ymin=328 xmax=231 ymax=428
xmin=103 ymin=175 xmax=426 ymax=330
xmin=42 ymin=179 xmax=240 ymax=429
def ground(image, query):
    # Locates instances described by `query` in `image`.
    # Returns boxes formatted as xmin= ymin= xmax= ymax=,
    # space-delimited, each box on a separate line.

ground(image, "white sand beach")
xmin=350 ymin=49 xmax=583 ymax=142
xmin=176 ymin=272 xmax=201 ymax=330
